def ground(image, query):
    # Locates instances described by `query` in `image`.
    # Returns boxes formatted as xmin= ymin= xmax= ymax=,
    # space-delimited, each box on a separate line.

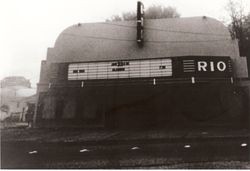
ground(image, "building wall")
xmin=35 ymin=84 xmax=248 ymax=128
xmin=232 ymin=57 xmax=249 ymax=78
xmin=41 ymin=96 xmax=56 ymax=119
xmin=37 ymin=60 xmax=50 ymax=93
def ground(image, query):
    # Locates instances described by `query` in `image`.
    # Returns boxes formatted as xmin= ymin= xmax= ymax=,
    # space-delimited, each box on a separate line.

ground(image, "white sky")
xmin=0 ymin=0 xmax=250 ymax=87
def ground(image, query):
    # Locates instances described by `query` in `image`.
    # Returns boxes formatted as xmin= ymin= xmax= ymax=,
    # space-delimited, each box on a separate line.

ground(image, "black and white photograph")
xmin=0 ymin=0 xmax=250 ymax=169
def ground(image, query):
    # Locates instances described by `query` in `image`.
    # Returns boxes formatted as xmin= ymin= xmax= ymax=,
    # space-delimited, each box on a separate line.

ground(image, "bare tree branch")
xmin=106 ymin=4 xmax=180 ymax=22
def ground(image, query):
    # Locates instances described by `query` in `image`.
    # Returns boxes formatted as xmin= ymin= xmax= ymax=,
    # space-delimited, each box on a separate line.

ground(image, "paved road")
xmin=1 ymin=137 xmax=250 ymax=169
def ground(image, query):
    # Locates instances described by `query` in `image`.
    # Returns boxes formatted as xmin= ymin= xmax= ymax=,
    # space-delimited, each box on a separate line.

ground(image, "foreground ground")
xmin=1 ymin=126 xmax=250 ymax=169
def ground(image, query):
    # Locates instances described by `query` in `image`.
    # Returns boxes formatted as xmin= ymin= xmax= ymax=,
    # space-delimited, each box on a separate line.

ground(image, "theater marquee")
xmin=68 ymin=56 xmax=233 ymax=81
xmin=68 ymin=58 xmax=172 ymax=80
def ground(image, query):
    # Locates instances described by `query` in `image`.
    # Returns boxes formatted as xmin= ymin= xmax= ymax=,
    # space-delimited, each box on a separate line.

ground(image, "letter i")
xmin=210 ymin=62 xmax=215 ymax=72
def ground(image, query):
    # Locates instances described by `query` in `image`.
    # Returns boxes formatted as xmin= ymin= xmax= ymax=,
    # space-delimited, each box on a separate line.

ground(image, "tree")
xmin=226 ymin=0 xmax=250 ymax=76
xmin=106 ymin=4 xmax=180 ymax=22
xmin=145 ymin=5 xmax=180 ymax=19
xmin=226 ymin=0 xmax=244 ymax=39
xmin=226 ymin=0 xmax=250 ymax=57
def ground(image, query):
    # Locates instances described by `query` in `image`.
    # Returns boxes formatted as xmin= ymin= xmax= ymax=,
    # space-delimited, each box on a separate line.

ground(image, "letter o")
xmin=217 ymin=61 xmax=226 ymax=71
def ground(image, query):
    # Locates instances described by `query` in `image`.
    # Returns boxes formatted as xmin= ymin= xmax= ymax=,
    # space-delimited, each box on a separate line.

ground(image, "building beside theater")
xmin=0 ymin=76 xmax=36 ymax=121
xmin=35 ymin=16 xmax=249 ymax=128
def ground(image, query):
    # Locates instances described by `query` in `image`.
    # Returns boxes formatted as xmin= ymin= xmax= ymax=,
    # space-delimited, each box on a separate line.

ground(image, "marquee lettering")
xmin=197 ymin=61 xmax=227 ymax=72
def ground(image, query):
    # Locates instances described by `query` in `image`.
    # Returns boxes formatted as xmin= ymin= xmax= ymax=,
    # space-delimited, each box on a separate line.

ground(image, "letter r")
xmin=198 ymin=61 xmax=207 ymax=71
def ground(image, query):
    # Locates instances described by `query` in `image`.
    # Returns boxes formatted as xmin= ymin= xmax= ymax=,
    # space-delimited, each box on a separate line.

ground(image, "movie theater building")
xmin=35 ymin=16 xmax=249 ymax=128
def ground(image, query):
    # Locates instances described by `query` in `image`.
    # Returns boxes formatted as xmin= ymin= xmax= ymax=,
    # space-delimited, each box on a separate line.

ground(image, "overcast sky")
xmin=1 ymin=0 xmax=250 ymax=87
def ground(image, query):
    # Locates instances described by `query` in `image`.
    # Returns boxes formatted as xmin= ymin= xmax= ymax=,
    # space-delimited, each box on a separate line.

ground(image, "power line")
xmin=62 ymin=33 xmax=135 ymax=42
xmin=144 ymin=27 xmax=229 ymax=37
xmin=101 ymin=22 xmax=229 ymax=37
xmin=62 ymin=32 xmax=232 ymax=43
xmin=145 ymin=38 xmax=232 ymax=43
xmin=99 ymin=22 xmax=136 ymax=29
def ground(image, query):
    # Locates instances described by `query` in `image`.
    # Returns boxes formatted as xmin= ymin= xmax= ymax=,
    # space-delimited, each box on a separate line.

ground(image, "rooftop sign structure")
xmin=137 ymin=1 xmax=144 ymax=48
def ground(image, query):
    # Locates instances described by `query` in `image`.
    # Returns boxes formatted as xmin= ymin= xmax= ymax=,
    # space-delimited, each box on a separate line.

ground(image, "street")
xmin=1 ymin=136 xmax=250 ymax=169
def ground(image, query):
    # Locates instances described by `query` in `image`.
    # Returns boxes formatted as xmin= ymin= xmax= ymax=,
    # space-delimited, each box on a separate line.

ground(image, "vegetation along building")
xmin=35 ymin=14 xmax=249 ymax=128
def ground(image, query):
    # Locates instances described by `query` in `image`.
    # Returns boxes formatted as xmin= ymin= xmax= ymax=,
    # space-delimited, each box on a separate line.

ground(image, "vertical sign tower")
xmin=137 ymin=1 xmax=144 ymax=48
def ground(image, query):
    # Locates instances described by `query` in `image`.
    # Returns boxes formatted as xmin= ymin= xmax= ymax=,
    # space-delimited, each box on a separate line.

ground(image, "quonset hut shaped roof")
xmin=46 ymin=16 xmax=239 ymax=63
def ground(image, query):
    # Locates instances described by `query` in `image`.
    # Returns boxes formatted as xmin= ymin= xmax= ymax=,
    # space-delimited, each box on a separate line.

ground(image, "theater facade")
xmin=35 ymin=16 xmax=249 ymax=128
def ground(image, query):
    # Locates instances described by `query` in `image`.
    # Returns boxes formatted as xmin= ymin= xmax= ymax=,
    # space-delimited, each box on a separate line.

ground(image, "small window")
xmin=79 ymin=69 xmax=85 ymax=73
xmin=73 ymin=70 xmax=78 ymax=73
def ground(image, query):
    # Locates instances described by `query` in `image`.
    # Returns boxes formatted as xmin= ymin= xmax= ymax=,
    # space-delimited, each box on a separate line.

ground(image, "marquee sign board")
xmin=68 ymin=56 xmax=233 ymax=81
xmin=68 ymin=58 xmax=172 ymax=80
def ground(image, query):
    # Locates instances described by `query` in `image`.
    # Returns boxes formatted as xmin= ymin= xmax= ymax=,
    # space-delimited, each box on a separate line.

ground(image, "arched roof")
xmin=47 ymin=16 xmax=239 ymax=63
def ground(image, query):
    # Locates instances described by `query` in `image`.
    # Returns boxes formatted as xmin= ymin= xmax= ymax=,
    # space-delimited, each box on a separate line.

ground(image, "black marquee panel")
xmin=172 ymin=56 xmax=233 ymax=78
